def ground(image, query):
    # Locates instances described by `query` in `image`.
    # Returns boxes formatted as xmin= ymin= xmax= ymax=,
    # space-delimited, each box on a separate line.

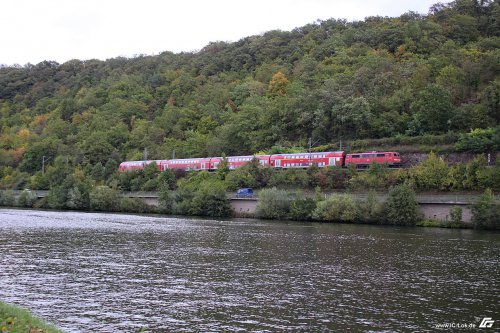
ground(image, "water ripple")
xmin=0 ymin=208 xmax=499 ymax=332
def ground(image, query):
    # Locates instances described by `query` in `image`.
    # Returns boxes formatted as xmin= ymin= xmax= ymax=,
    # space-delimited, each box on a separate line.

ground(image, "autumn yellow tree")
xmin=268 ymin=71 xmax=290 ymax=97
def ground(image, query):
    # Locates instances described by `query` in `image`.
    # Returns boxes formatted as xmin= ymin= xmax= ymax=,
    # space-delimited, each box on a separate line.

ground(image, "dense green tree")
xmin=1 ymin=0 xmax=499 ymax=194
xmin=385 ymin=182 xmax=421 ymax=226
xmin=472 ymin=188 xmax=500 ymax=230
xmin=409 ymin=84 xmax=454 ymax=134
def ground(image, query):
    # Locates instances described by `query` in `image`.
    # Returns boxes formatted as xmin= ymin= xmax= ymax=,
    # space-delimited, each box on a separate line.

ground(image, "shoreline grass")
xmin=0 ymin=301 xmax=63 ymax=333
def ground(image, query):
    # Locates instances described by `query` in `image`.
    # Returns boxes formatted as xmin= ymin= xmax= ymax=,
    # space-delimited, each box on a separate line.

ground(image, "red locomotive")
xmin=345 ymin=152 xmax=401 ymax=168
xmin=118 ymin=151 xmax=401 ymax=172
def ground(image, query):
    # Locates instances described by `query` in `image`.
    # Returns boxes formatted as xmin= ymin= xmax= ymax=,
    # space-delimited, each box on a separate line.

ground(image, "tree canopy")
xmin=0 ymin=0 xmax=498 ymax=182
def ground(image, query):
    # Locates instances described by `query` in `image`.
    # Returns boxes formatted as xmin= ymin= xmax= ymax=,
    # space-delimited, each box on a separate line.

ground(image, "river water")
xmin=0 ymin=209 xmax=498 ymax=332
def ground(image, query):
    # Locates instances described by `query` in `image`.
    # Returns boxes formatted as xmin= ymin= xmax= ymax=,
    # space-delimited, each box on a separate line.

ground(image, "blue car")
xmin=236 ymin=188 xmax=254 ymax=198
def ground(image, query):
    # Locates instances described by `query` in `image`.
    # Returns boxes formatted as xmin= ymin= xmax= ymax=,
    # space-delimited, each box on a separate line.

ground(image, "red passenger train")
xmin=118 ymin=151 xmax=401 ymax=172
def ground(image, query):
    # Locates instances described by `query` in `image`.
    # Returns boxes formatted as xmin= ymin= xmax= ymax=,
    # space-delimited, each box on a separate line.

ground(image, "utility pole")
xmin=308 ymin=137 xmax=320 ymax=166
xmin=144 ymin=147 xmax=148 ymax=161
xmin=42 ymin=155 xmax=51 ymax=174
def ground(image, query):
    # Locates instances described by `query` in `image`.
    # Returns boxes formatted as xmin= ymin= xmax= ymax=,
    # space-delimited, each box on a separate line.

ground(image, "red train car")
xmin=270 ymin=151 xmax=345 ymax=168
xmin=227 ymin=155 xmax=256 ymax=170
xmin=345 ymin=152 xmax=401 ymax=168
xmin=160 ymin=157 xmax=212 ymax=171
xmin=119 ymin=160 xmax=161 ymax=172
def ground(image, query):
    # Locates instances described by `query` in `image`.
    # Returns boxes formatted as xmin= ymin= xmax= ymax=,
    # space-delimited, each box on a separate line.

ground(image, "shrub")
xmin=47 ymin=185 xmax=68 ymax=209
xmin=0 ymin=190 xmax=15 ymax=206
xmin=410 ymin=152 xmax=449 ymax=190
xmin=18 ymin=190 xmax=37 ymax=208
xmin=472 ymin=189 xmax=500 ymax=230
xmin=289 ymin=196 xmax=317 ymax=221
xmin=359 ymin=190 xmax=384 ymax=223
xmin=66 ymin=186 xmax=89 ymax=210
xmin=456 ymin=127 xmax=500 ymax=153
xmin=172 ymin=188 xmax=195 ymax=215
xmin=157 ymin=187 xmax=174 ymax=214
xmin=313 ymin=194 xmax=359 ymax=222
xmin=256 ymin=187 xmax=291 ymax=219
xmin=384 ymin=182 xmax=421 ymax=226
xmin=89 ymin=186 xmax=119 ymax=211
xmin=225 ymin=168 xmax=258 ymax=191
xmin=190 ymin=186 xmax=232 ymax=217
xmin=119 ymin=197 xmax=153 ymax=213
xmin=449 ymin=206 xmax=463 ymax=226
xmin=268 ymin=169 xmax=308 ymax=188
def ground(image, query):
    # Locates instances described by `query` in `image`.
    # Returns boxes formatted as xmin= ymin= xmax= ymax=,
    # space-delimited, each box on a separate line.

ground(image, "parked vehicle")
xmin=236 ymin=188 xmax=254 ymax=198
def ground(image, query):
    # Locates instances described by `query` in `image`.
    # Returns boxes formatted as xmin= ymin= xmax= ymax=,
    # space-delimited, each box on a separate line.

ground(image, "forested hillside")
xmin=0 ymin=0 xmax=499 ymax=189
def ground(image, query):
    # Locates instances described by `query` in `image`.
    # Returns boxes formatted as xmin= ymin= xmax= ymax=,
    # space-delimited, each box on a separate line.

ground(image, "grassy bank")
xmin=0 ymin=301 xmax=62 ymax=333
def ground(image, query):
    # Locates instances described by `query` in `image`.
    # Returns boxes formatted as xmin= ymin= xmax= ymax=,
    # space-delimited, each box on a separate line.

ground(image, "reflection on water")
xmin=0 ymin=209 xmax=498 ymax=332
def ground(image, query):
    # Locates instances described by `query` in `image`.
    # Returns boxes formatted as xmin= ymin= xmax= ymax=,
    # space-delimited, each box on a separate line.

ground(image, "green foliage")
xmin=449 ymin=206 xmax=463 ymax=225
xmin=349 ymin=163 xmax=399 ymax=190
xmin=118 ymin=197 xmax=154 ymax=214
xmin=89 ymin=186 xmax=119 ymax=211
xmin=472 ymin=188 xmax=500 ymax=230
xmin=157 ymin=187 xmax=174 ymax=214
xmin=1 ymin=0 xmax=498 ymax=189
xmin=313 ymin=194 xmax=359 ymax=222
xmin=47 ymin=185 xmax=68 ymax=209
xmin=289 ymin=196 xmax=317 ymax=221
xmin=359 ymin=190 xmax=384 ymax=223
xmin=0 ymin=189 xmax=15 ymax=206
xmin=217 ymin=157 xmax=230 ymax=181
xmin=256 ymin=187 xmax=291 ymax=219
xmin=455 ymin=127 xmax=500 ymax=153
xmin=0 ymin=300 xmax=63 ymax=333
xmin=190 ymin=185 xmax=232 ymax=217
xmin=268 ymin=169 xmax=309 ymax=188
xmin=411 ymin=152 xmax=449 ymax=190
xmin=172 ymin=175 xmax=231 ymax=217
xmin=17 ymin=189 xmax=37 ymax=207
xmin=384 ymin=182 xmax=421 ymax=226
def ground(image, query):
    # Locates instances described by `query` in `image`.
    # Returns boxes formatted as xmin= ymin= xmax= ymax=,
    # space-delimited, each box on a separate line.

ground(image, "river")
xmin=0 ymin=208 xmax=498 ymax=332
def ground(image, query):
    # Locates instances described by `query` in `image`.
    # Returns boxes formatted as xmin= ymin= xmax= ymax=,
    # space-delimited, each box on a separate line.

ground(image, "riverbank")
xmin=0 ymin=301 xmax=62 ymax=333
xmin=1 ymin=186 xmax=499 ymax=230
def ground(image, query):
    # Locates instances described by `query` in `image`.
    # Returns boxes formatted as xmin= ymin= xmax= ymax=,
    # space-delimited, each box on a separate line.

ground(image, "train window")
xmin=395 ymin=153 xmax=400 ymax=156
xmin=377 ymin=154 xmax=385 ymax=157
xmin=351 ymin=154 xmax=360 ymax=158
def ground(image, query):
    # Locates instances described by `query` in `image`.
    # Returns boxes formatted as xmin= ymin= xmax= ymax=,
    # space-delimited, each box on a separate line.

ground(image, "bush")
xmin=66 ymin=185 xmax=90 ymax=210
xmin=384 ymin=182 xmax=421 ymax=226
xmin=256 ymin=187 xmax=291 ymax=219
xmin=172 ymin=188 xmax=195 ymax=215
xmin=472 ymin=189 xmax=500 ymax=230
xmin=18 ymin=190 xmax=37 ymax=207
xmin=289 ymin=196 xmax=317 ymax=221
xmin=268 ymin=169 xmax=309 ymax=188
xmin=313 ymin=194 xmax=359 ymax=222
xmin=119 ymin=197 xmax=154 ymax=213
xmin=359 ymin=190 xmax=384 ymax=223
xmin=190 ymin=186 xmax=232 ymax=217
xmin=456 ymin=127 xmax=500 ymax=153
xmin=449 ymin=206 xmax=463 ymax=225
xmin=47 ymin=185 xmax=68 ymax=209
xmin=225 ymin=168 xmax=258 ymax=191
xmin=157 ymin=187 xmax=174 ymax=214
xmin=410 ymin=152 xmax=449 ymax=190
xmin=0 ymin=190 xmax=15 ymax=206
xmin=89 ymin=186 xmax=119 ymax=211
